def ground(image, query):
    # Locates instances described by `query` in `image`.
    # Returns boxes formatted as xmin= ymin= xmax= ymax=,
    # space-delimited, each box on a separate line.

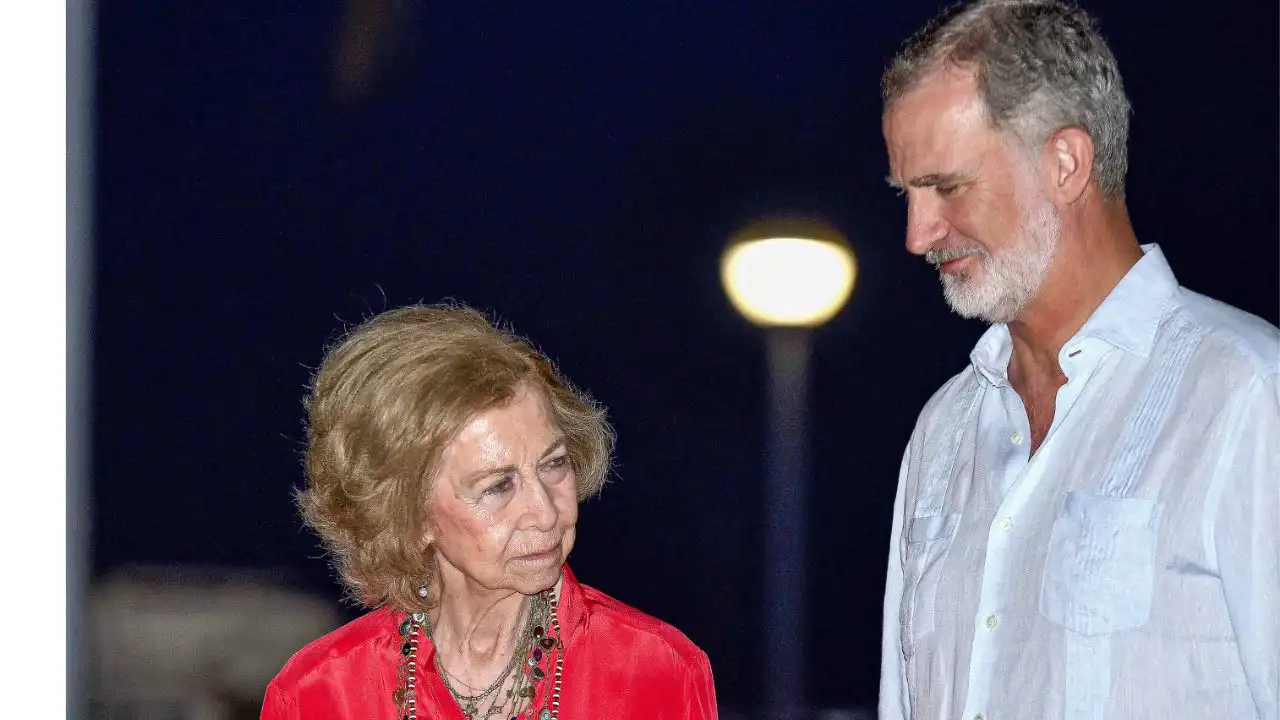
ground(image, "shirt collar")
xmin=556 ymin=563 xmax=588 ymax=640
xmin=970 ymin=243 xmax=1179 ymax=384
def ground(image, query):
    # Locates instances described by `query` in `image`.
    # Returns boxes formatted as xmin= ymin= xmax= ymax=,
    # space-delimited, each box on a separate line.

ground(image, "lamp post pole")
xmin=764 ymin=326 xmax=811 ymax=720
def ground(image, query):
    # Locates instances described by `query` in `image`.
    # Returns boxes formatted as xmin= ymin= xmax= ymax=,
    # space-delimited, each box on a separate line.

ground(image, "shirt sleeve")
xmin=681 ymin=648 xmax=719 ymax=719
xmin=879 ymin=442 xmax=913 ymax=720
xmin=260 ymin=679 xmax=298 ymax=720
xmin=1211 ymin=372 xmax=1280 ymax=720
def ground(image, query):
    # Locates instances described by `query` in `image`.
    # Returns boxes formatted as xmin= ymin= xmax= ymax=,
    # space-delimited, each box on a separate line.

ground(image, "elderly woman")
xmin=262 ymin=305 xmax=717 ymax=720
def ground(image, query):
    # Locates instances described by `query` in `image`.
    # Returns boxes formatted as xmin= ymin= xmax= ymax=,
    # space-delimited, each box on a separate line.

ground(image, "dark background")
xmin=92 ymin=0 xmax=1278 ymax=710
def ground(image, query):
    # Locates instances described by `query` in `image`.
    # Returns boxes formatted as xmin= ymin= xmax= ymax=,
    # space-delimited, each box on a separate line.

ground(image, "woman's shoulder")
xmin=576 ymin=582 xmax=708 ymax=670
xmin=270 ymin=607 xmax=398 ymax=689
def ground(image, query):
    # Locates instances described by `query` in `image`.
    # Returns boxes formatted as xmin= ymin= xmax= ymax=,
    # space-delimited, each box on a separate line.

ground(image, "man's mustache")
xmin=925 ymin=246 xmax=986 ymax=268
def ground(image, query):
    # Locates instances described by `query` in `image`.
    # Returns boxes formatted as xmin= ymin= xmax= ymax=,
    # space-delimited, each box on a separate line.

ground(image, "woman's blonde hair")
xmin=297 ymin=304 xmax=614 ymax=612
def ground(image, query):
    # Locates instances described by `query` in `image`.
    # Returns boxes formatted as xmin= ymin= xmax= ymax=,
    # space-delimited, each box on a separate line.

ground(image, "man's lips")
xmin=939 ymin=253 xmax=978 ymax=274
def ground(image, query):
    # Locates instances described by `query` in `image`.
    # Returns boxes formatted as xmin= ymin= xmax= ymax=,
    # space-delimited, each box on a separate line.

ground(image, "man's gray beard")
xmin=938 ymin=201 xmax=1061 ymax=324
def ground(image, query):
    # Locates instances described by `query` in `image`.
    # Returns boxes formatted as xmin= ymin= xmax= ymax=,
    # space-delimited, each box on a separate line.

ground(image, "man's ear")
xmin=1046 ymin=126 xmax=1095 ymax=204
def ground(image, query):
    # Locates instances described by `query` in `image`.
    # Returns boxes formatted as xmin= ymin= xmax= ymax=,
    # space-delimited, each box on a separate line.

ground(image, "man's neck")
xmin=1007 ymin=200 xmax=1142 ymax=385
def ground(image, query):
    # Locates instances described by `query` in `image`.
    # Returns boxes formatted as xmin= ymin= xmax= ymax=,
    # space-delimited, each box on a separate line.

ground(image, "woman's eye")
xmin=484 ymin=477 xmax=514 ymax=497
xmin=541 ymin=455 xmax=571 ymax=478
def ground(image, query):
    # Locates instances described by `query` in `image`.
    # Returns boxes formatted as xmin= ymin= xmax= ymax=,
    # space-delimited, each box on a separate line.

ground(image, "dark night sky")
xmin=92 ymin=0 xmax=1278 ymax=710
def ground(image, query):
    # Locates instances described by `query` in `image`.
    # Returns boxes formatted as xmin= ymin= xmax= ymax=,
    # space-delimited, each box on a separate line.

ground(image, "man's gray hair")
xmin=883 ymin=0 xmax=1131 ymax=199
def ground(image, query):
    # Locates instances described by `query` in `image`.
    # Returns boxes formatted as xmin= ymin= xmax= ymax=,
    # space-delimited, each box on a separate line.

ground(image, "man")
xmin=878 ymin=2 xmax=1278 ymax=719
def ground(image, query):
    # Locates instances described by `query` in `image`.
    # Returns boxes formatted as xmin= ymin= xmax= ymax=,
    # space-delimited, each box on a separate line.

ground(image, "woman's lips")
xmin=515 ymin=545 xmax=560 ymax=563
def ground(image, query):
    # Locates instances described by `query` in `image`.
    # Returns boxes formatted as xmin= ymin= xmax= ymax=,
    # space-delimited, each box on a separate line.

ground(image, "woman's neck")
xmin=429 ymin=575 xmax=530 ymax=687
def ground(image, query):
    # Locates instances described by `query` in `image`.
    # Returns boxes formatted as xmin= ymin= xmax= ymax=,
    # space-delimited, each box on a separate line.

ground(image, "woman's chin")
xmin=507 ymin=558 xmax=564 ymax=595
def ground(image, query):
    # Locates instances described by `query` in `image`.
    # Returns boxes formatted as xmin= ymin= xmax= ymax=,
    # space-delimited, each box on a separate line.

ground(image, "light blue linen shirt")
xmin=880 ymin=245 xmax=1279 ymax=720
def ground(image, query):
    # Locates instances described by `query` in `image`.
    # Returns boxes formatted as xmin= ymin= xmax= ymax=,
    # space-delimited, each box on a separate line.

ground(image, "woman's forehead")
xmin=445 ymin=388 xmax=559 ymax=467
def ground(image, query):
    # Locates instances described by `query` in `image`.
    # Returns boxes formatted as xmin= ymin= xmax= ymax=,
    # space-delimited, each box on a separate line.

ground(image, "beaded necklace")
xmin=394 ymin=589 xmax=563 ymax=720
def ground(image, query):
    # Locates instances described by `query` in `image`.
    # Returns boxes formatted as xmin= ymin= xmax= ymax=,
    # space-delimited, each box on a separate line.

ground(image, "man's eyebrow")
xmin=906 ymin=172 xmax=970 ymax=188
xmin=885 ymin=172 xmax=972 ymax=190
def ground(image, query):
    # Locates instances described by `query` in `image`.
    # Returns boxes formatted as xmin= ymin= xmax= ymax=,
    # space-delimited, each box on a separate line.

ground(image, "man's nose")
xmin=905 ymin=194 xmax=948 ymax=256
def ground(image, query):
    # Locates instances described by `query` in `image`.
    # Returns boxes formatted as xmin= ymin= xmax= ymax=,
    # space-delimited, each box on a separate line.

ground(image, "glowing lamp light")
xmin=720 ymin=220 xmax=858 ymax=327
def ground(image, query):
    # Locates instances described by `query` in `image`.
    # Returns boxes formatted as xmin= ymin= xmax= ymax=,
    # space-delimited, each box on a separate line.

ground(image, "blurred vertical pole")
xmin=67 ymin=0 xmax=95 ymax=715
xmin=764 ymin=327 xmax=810 ymax=720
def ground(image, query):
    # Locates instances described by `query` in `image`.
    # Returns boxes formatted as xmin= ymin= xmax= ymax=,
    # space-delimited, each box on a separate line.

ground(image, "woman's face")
xmin=425 ymin=383 xmax=578 ymax=597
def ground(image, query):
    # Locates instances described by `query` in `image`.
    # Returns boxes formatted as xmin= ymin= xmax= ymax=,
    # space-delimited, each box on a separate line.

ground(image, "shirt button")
xmin=985 ymin=615 xmax=998 ymax=630
xmin=1010 ymin=431 xmax=1024 ymax=445
xmin=1001 ymin=517 xmax=1013 ymax=531
xmin=974 ymin=715 xmax=985 ymax=720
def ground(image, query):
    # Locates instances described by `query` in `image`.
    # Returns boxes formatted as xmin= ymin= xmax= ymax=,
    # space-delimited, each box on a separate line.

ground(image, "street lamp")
xmin=720 ymin=217 xmax=857 ymax=719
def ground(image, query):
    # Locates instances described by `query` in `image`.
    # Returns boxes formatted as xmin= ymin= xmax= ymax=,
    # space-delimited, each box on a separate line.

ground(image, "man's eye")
xmin=936 ymin=185 xmax=959 ymax=197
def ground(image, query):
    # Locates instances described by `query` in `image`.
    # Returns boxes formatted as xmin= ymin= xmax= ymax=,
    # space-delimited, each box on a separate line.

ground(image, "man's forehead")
xmin=884 ymin=71 xmax=988 ymax=179
xmin=893 ymin=63 xmax=982 ymax=112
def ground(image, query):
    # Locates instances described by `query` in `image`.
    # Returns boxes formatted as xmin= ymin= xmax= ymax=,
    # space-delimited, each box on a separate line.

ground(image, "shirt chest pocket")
xmin=1039 ymin=492 xmax=1162 ymax=636
xmin=900 ymin=513 xmax=959 ymax=657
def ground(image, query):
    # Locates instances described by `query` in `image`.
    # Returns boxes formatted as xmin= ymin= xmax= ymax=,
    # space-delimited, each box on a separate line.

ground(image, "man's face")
xmin=883 ymin=67 xmax=1061 ymax=324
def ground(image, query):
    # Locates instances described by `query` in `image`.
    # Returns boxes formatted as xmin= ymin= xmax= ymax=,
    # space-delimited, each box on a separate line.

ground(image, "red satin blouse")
xmin=261 ymin=565 xmax=718 ymax=719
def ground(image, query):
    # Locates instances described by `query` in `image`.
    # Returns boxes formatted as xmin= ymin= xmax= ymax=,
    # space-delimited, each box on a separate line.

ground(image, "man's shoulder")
xmin=1175 ymin=287 xmax=1280 ymax=378
xmin=578 ymin=583 xmax=708 ymax=671
xmin=270 ymin=608 xmax=395 ymax=689
xmin=911 ymin=367 xmax=982 ymax=433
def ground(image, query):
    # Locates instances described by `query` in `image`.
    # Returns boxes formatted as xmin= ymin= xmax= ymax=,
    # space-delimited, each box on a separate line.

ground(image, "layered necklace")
xmin=394 ymin=589 xmax=563 ymax=720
